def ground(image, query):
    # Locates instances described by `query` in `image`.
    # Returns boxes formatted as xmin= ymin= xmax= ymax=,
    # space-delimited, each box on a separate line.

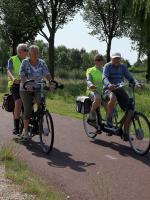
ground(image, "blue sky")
xmin=36 ymin=13 xmax=138 ymax=65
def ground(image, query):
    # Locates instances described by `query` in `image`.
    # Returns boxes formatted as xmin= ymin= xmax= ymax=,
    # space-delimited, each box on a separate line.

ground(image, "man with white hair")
xmin=103 ymin=53 xmax=135 ymax=134
xmin=7 ymin=43 xmax=28 ymax=135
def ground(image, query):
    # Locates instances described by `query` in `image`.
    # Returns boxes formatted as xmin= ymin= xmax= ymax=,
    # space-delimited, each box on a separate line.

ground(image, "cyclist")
xmin=86 ymin=54 xmax=104 ymax=123
xmin=7 ymin=43 xmax=28 ymax=135
xmin=103 ymin=53 xmax=135 ymax=128
xmin=19 ymin=45 xmax=52 ymax=139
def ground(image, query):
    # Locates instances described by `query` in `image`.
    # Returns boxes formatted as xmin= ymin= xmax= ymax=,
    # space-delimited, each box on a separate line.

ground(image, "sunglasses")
xmin=95 ymin=59 xmax=103 ymax=62
xmin=21 ymin=48 xmax=28 ymax=52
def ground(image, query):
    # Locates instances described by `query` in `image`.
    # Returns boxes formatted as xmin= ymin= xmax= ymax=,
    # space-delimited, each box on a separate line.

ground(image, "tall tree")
xmin=83 ymin=0 xmax=129 ymax=62
xmin=127 ymin=0 xmax=150 ymax=80
xmin=0 ymin=0 xmax=44 ymax=55
xmin=29 ymin=0 xmax=83 ymax=78
xmin=0 ymin=38 xmax=10 ymax=72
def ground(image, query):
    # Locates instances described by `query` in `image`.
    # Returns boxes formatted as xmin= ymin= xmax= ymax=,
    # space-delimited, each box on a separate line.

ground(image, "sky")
xmin=36 ymin=13 xmax=138 ymax=65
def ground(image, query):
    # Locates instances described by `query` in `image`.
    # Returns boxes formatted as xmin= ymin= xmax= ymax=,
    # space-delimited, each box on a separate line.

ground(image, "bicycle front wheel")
xmin=127 ymin=112 xmax=150 ymax=155
xmin=39 ymin=110 xmax=54 ymax=154
xmin=83 ymin=114 xmax=97 ymax=138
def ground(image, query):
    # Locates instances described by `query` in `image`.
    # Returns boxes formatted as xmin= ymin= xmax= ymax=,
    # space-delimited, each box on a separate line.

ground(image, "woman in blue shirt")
xmin=19 ymin=45 xmax=52 ymax=139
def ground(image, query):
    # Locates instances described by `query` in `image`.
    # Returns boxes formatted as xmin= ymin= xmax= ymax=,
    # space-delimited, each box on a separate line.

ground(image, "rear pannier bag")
xmin=76 ymin=96 xmax=92 ymax=114
xmin=2 ymin=93 xmax=15 ymax=112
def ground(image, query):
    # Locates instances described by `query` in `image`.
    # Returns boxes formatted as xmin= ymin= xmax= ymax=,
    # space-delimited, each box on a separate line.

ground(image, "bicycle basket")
xmin=76 ymin=96 xmax=92 ymax=114
xmin=2 ymin=93 xmax=15 ymax=112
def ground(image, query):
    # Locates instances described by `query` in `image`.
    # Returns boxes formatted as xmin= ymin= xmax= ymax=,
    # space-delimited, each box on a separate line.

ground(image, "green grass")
xmin=0 ymin=74 xmax=150 ymax=121
xmin=0 ymin=146 xmax=65 ymax=200
xmin=47 ymin=99 xmax=82 ymax=119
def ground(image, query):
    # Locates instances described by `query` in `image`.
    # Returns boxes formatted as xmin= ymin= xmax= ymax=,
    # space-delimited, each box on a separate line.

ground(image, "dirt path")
xmin=0 ymin=105 xmax=150 ymax=200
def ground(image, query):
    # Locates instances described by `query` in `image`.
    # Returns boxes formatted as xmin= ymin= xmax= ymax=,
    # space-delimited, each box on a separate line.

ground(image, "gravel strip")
xmin=0 ymin=165 xmax=36 ymax=200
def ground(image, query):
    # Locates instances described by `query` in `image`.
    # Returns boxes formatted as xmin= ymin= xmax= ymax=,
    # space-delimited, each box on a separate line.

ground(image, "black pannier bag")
xmin=76 ymin=96 xmax=92 ymax=114
xmin=2 ymin=93 xmax=15 ymax=112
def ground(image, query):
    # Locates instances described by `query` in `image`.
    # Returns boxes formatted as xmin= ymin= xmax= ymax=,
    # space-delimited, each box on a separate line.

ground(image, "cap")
xmin=111 ymin=53 xmax=121 ymax=59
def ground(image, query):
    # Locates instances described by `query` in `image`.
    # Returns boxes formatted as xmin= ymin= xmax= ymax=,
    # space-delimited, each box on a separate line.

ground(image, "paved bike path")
xmin=0 ymin=105 xmax=150 ymax=200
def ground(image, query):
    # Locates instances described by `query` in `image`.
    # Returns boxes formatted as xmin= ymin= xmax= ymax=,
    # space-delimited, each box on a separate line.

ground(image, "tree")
xmin=0 ymin=38 xmax=10 ymax=73
xmin=55 ymin=45 xmax=71 ymax=69
xmin=0 ymin=0 xmax=44 ymax=55
xmin=29 ymin=0 xmax=83 ymax=78
xmin=83 ymin=0 xmax=129 ymax=62
xmin=34 ymin=40 xmax=49 ymax=63
xmin=69 ymin=49 xmax=82 ymax=69
xmin=127 ymin=0 xmax=150 ymax=80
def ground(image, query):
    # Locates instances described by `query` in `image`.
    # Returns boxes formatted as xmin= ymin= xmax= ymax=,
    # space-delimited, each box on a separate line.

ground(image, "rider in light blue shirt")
xmin=103 ymin=53 xmax=135 ymax=129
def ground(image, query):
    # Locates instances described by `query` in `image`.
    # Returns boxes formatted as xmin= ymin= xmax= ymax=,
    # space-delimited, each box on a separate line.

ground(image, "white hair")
xmin=29 ymin=45 xmax=39 ymax=53
xmin=17 ymin=43 xmax=28 ymax=54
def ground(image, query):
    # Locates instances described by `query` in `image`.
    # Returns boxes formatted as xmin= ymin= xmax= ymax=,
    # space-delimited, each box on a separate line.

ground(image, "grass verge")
xmin=0 ymin=145 xmax=65 ymax=200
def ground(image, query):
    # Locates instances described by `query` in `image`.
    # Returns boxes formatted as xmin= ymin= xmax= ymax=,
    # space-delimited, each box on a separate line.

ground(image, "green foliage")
xmin=127 ymin=0 xmax=150 ymax=55
xmin=34 ymin=40 xmax=49 ymax=64
xmin=0 ymin=146 xmax=14 ymax=161
xmin=0 ymin=38 xmax=10 ymax=70
xmin=127 ymin=0 xmax=150 ymax=76
xmin=55 ymin=69 xmax=85 ymax=80
xmin=0 ymin=0 xmax=44 ymax=54
xmin=48 ymin=79 xmax=86 ymax=101
xmin=28 ymin=0 xmax=83 ymax=77
xmin=35 ymin=42 xmax=99 ymax=71
xmin=83 ymin=0 xmax=129 ymax=61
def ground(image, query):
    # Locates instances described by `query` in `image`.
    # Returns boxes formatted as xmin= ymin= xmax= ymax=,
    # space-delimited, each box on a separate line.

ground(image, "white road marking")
xmin=105 ymin=154 xmax=118 ymax=160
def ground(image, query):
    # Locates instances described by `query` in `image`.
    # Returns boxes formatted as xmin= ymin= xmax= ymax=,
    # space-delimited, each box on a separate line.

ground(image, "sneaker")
xmin=21 ymin=130 xmax=30 ymax=140
xmin=13 ymin=129 xmax=19 ymax=135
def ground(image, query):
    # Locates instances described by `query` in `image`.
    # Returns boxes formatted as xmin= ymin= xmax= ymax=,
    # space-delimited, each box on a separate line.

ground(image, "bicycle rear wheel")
xmin=39 ymin=110 xmax=54 ymax=154
xmin=83 ymin=113 xmax=98 ymax=138
xmin=127 ymin=112 xmax=150 ymax=155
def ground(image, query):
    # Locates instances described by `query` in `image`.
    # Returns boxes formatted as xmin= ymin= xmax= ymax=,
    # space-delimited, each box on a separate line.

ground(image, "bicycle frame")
xmin=95 ymin=84 xmax=136 ymax=137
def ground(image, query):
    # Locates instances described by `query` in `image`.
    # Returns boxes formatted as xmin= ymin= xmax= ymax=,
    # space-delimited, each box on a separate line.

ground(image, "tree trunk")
xmin=146 ymin=52 xmax=150 ymax=83
xmin=106 ymin=37 xmax=112 ymax=62
xmin=12 ymin=41 xmax=17 ymax=56
xmin=48 ymin=31 xmax=55 ymax=79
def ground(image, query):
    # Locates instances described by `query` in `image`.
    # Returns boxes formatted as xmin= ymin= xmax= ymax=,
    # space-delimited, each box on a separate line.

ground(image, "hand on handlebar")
xmin=108 ymin=84 xmax=117 ymax=91
xmin=136 ymin=83 xmax=144 ymax=89
xmin=13 ymin=79 xmax=20 ymax=84
xmin=26 ymin=85 xmax=34 ymax=92
xmin=89 ymin=85 xmax=97 ymax=91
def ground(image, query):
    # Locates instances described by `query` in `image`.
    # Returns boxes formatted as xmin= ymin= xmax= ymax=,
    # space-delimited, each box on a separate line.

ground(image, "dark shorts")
xmin=10 ymin=84 xmax=20 ymax=101
xmin=104 ymin=88 xmax=131 ymax=111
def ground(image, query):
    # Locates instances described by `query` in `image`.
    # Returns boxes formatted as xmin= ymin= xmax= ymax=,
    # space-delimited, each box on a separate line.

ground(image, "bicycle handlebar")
xmin=23 ymin=79 xmax=64 ymax=91
xmin=109 ymin=81 xmax=143 ymax=90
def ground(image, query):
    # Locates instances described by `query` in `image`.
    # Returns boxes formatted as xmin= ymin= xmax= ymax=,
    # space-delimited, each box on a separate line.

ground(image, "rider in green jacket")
xmin=7 ymin=43 xmax=28 ymax=134
xmin=86 ymin=54 xmax=104 ymax=122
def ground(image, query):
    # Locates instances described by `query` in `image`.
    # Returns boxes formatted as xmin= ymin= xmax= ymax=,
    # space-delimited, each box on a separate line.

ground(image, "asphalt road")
xmin=0 ymin=105 xmax=150 ymax=200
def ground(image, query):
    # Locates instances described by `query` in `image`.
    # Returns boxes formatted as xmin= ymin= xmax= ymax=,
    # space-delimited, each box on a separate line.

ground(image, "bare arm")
xmin=7 ymin=69 xmax=15 ymax=81
xmin=45 ymin=74 xmax=52 ymax=82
